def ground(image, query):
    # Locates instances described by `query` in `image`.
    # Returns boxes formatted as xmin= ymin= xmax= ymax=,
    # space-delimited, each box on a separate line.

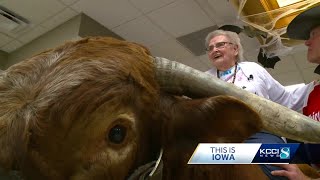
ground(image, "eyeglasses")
xmin=206 ymin=42 xmax=233 ymax=52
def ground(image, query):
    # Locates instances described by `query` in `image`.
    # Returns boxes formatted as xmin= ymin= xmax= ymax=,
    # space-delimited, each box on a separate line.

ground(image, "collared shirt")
xmin=303 ymin=80 xmax=320 ymax=122
xmin=206 ymin=61 xmax=312 ymax=112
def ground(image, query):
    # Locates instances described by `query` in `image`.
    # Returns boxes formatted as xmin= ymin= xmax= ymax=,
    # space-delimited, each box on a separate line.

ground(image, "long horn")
xmin=154 ymin=57 xmax=320 ymax=143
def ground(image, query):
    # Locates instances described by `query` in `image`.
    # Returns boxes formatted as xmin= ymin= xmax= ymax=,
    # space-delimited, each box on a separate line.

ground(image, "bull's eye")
xmin=108 ymin=125 xmax=127 ymax=144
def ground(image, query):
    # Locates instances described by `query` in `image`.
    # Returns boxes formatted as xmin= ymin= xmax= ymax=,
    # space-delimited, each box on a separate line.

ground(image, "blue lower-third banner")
xmin=188 ymin=143 xmax=300 ymax=164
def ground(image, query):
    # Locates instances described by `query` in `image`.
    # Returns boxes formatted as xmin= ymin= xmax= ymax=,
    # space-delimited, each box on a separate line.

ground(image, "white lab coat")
xmin=206 ymin=61 xmax=311 ymax=112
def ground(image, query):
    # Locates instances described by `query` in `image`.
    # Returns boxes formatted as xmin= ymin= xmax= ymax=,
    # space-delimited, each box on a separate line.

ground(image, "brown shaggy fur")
xmin=0 ymin=37 xmax=160 ymax=179
xmin=0 ymin=37 xmax=310 ymax=180
xmin=160 ymin=96 xmax=268 ymax=180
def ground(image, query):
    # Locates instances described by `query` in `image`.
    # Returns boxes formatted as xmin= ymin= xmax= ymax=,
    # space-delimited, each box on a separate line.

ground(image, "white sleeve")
xmin=258 ymin=64 xmax=311 ymax=111
xmin=284 ymin=82 xmax=314 ymax=112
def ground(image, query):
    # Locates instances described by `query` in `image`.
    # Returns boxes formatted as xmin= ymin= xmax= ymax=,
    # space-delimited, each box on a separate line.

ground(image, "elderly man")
xmin=271 ymin=5 xmax=320 ymax=180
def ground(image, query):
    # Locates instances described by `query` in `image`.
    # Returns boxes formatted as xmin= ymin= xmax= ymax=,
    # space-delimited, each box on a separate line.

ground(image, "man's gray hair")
xmin=205 ymin=30 xmax=244 ymax=62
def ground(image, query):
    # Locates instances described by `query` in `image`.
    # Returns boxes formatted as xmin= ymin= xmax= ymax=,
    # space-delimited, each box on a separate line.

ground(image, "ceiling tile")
xmin=129 ymin=0 xmax=176 ymax=13
xmin=113 ymin=16 xmax=170 ymax=47
xmin=1 ymin=0 xmax=66 ymax=24
xmin=149 ymin=39 xmax=193 ymax=61
xmin=207 ymin=0 xmax=238 ymax=24
xmin=147 ymin=0 xmax=213 ymax=37
xmin=17 ymin=25 xmax=48 ymax=44
xmin=301 ymin=67 xmax=319 ymax=83
xmin=41 ymin=8 xmax=78 ymax=30
xmin=72 ymin=0 xmax=142 ymax=29
xmin=195 ymin=0 xmax=238 ymax=25
xmin=59 ymin=0 xmax=80 ymax=5
xmin=4 ymin=25 xmax=37 ymax=39
xmin=1 ymin=40 xmax=23 ymax=53
xmin=271 ymin=55 xmax=299 ymax=75
xmin=180 ymin=56 xmax=209 ymax=72
xmin=177 ymin=25 xmax=218 ymax=56
xmin=273 ymin=71 xmax=305 ymax=86
xmin=0 ymin=33 xmax=13 ymax=47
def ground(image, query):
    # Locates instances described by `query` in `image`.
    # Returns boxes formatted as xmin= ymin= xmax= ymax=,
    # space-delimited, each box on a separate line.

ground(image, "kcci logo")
xmin=259 ymin=147 xmax=290 ymax=159
xmin=280 ymin=147 xmax=290 ymax=159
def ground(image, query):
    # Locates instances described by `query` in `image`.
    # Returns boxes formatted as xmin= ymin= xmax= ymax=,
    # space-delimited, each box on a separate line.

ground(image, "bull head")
xmin=0 ymin=37 xmax=319 ymax=179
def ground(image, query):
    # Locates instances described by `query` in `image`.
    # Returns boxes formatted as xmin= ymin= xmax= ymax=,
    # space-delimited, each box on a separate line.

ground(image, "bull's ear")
xmin=164 ymin=95 xmax=262 ymax=144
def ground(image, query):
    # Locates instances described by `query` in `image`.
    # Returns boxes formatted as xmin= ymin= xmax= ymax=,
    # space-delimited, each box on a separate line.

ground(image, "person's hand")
xmin=271 ymin=164 xmax=312 ymax=180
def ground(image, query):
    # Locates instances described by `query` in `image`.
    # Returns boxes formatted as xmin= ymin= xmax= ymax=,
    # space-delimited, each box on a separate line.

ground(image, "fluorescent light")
xmin=276 ymin=0 xmax=304 ymax=7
